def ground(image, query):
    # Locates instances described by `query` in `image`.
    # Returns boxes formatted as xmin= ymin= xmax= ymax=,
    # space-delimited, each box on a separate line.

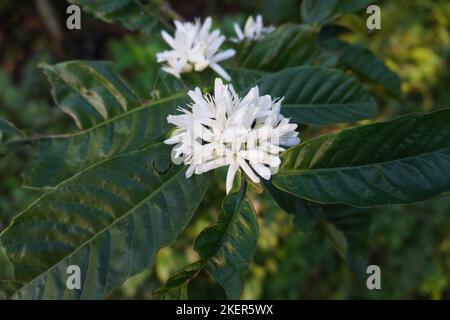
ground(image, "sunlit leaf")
xmin=41 ymin=61 xmax=141 ymax=129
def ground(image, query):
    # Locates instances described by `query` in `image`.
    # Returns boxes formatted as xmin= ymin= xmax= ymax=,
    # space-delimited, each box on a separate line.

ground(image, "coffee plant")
xmin=0 ymin=0 xmax=449 ymax=300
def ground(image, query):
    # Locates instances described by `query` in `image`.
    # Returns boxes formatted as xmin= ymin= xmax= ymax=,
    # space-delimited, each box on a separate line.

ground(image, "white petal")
xmin=161 ymin=66 xmax=181 ymax=78
xmin=171 ymin=145 xmax=185 ymax=165
xmin=167 ymin=114 xmax=191 ymax=129
xmin=174 ymin=20 xmax=186 ymax=33
xmin=164 ymin=132 xmax=185 ymax=145
xmin=212 ymin=49 xmax=236 ymax=63
xmin=199 ymin=17 xmax=212 ymax=39
xmin=251 ymin=163 xmax=271 ymax=180
xmin=194 ymin=60 xmax=209 ymax=71
xmin=239 ymin=150 xmax=266 ymax=164
xmin=197 ymin=158 xmax=229 ymax=173
xmin=264 ymin=155 xmax=281 ymax=168
xmin=237 ymin=158 xmax=260 ymax=183
xmin=226 ymin=163 xmax=239 ymax=194
xmin=244 ymin=16 xmax=255 ymax=35
xmin=214 ymin=78 xmax=225 ymax=101
xmin=188 ymin=88 xmax=214 ymax=117
xmin=186 ymin=163 xmax=197 ymax=178
xmin=280 ymin=136 xmax=301 ymax=147
xmin=233 ymin=23 xmax=244 ymax=41
xmin=161 ymin=30 xmax=176 ymax=48
xmin=210 ymin=63 xmax=231 ymax=81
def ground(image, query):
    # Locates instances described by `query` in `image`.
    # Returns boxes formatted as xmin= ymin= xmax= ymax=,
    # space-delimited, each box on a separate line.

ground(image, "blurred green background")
xmin=0 ymin=0 xmax=449 ymax=299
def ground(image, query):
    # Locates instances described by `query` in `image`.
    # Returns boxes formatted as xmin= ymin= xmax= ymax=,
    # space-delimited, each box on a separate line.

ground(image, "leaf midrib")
xmin=277 ymin=146 xmax=450 ymax=175
xmin=209 ymin=195 xmax=247 ymax=259
xmin=3 ymin=145 xmax=190 ymax=296
xmin=34 ymin=93 xmax=185 ymax=140
xmin=281 ymin=102 xmax=374 ymax=108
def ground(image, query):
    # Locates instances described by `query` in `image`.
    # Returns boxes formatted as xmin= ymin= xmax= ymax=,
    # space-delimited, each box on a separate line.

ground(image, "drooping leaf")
xmin=273 ymin=109 xmax=450 ymax=207
xmin=153 ymin=262 xmax=201 ymax=300
xmin=0 ymin=245 xmax=14 ymax=281
xmin=237 ymin=24 xmax=319 ymax=72
xmin=0 ymin=118 xmax=24 ymax=144
xmin=266 ymin=181 xmax=371 ymax=275
xmin=23 ymin=93 xmax=185 ymax=188
xmin=0 ymin=143 xmax=211 ymax=299
xmin=264 ymin=181 xmax=321 ymax=232
xmin=41 ymin=61 xmax=141 ymax=129
xmin=320 ymin=205 xmax=371 ymax=277
xmin=301 ymin=0 xmax=372 ymax=25
xmin=257 ymin=67 xmax=378 ymax=126
xmin=69 ymin=0 xmax=167 ymax=34
xmin=194 ymin=183 xmax=258 ymax=299
xmin=0 ymin=117 xmax=25 ymax=155
xmin=320 ymin=38 xmax=402 ymax=97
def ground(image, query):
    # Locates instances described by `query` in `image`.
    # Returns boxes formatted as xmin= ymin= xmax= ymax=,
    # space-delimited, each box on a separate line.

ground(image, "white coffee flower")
xmin=232 ymin=15 xmax=275 ymax=42
xmin=156 ymin=17 xmax=236 ymax=81
xmin=164 ymin=78 xmax=300 ymax=194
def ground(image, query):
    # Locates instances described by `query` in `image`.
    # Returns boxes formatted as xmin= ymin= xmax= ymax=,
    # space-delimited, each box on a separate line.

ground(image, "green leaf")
xmin=23 ymin=93 xmax=185 ymax=188
xmin=273 ymin=109 xmax=450 ymax=207
xmin=257 ymin=67 xmax=378 ymax=126
xmin=258 ymin=0 xmax=301 ymax=25
xmin=41 ymin=61 xmax=141 ymax=129
xmin=194 ymin=183 xmax=258 ymax=299
xmin=0 ymin=143 xmax=211 ymax=299
xmin=0 ymin=118 xmax=24 ymax=143
xmin=301 ymin=0 xmax=372 ymax=25
xmin=265 ymin=182 xmax=370 ymax=275
xmin=300 ymin=0 xmax=339 ymax=25
xmin=152 ymin=70 xmax=189 ymax=98
xmin=152 ymin=69 xmax=215 ymax=98
xmin=0 ymin=246 xmax=14 ymax=281
xmin=320 ymin=38 xmax=402 ymax=97
xmin=153 ymin=262 xmax=201 ymax=300
xmin=0 ymin=117 xmax=25 ymax=155
xmin=226 ymin=67 xmax=268 ymax=93
xmin=264 ymin=181 xmax=321 ymax=232
xmin=0 ymin=281 xmax=22 ymax=300
xmin=238 ymin=24 xmax=319 ymax=72
xmin=320 ymin=205 xmax=371 ymax=277
xmin=333 ymin=0 xmax=374 ymax=16
xmin=70 ymin=0 xmax=166 ymax=34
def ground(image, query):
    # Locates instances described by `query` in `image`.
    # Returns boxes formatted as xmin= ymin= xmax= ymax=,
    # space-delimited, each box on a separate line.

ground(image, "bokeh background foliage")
xmin=0 ymin=0 xmax=449 ymax=299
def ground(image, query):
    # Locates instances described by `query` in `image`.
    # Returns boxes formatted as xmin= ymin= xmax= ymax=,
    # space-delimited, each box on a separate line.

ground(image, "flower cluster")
xmin=157 ymin=15 xmax=275 ymax=80
xmin=156 ymin=17 xmax=236 ymax=81
xmin=164 ymin=78 xmax=300 ymax=194
xmin=232 ymin=15 xmax=275 ymax=42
